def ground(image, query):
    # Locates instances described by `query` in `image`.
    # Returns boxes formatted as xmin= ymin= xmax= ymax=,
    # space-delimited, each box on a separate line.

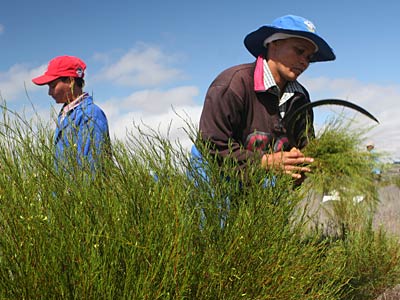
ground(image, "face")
xmin=267 ymin=37 xmax=316 ymax=88
xmin=47 ymin=78 xmax=73 ymax=104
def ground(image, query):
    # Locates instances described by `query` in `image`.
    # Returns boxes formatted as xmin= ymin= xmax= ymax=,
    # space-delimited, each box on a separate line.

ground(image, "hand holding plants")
xmin=261 ymin=147 xmax=314 ymax=179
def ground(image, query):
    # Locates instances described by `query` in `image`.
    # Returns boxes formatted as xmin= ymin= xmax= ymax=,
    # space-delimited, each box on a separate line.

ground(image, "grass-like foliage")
xmin=301 ymin=118 xmax=384 ymax=237
xmin=303 ymin=117 xmax=380 ymax=201
xmin=0 ymin=107 xmax=399 ymax=299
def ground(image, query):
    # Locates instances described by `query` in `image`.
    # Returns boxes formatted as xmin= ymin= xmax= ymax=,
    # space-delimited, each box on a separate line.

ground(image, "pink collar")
xmin=61 ymin=92 xmax=88 ymax=117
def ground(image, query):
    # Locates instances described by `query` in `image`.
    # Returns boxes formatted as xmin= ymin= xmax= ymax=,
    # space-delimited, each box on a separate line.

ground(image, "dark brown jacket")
xmin=199 ymin=62 xmax=314 ymax=169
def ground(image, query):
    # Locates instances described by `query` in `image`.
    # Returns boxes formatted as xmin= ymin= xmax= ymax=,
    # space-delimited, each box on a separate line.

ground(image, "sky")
xmin=1 ymin=0 xmax=399 ymax=160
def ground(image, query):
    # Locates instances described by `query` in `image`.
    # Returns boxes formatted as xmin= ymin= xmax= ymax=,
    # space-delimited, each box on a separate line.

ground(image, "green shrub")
xmin=0 ymin=108 xmax=399 ymax=299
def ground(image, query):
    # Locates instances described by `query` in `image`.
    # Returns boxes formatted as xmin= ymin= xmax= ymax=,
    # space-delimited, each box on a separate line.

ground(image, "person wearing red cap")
xmin=193 ymin=15 xmax=336 ymax=182
xmin=32 ymin=55 xmax=110 ymax=172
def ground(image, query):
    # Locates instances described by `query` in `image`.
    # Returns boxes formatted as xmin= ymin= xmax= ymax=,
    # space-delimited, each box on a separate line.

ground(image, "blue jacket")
xmin=54 ymin=95 xmax=110 ymax=171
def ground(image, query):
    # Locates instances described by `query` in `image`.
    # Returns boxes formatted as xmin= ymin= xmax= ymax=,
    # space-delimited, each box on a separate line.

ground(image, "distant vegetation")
xmin=0 ymin=106 xmax=399 ymax=300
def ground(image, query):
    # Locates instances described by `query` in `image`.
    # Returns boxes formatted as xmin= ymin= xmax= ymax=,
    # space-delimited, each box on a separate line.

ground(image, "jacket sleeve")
xmin=199 ymin=84 xmax=260 ymax=169
xmin=77 ymin=107 xmax=110 ymax=168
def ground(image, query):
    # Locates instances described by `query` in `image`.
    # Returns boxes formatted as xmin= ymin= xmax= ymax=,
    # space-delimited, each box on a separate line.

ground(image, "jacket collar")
xmin=60 ymin=92 xmax=88 ymax=120
xmin=56 ymin=95 xmax=93 ymax=132
xmin=253 ymin=56 xmax=305 ymax=107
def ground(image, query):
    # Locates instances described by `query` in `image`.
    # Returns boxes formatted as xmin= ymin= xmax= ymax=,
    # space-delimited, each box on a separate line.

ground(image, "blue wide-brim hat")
xmin=244 ymin=15 xmax=335 ymax=62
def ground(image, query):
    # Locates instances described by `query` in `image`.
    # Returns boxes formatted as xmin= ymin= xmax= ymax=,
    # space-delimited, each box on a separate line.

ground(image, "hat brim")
xmin=244 ymin=26 xmax=335 ymax=62
xmin=32 ymin=74 xmax=60 ymax=86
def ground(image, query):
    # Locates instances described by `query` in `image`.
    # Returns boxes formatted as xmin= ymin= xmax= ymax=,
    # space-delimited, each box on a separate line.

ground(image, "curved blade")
xmin=283 ymin=98 xmax=380 ymax=128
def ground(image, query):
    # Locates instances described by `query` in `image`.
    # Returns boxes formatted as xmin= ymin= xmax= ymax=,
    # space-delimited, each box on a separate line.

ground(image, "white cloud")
xmin=100 ymin=86 xmax=201 ymax=150
xmin=94 ymin=44 xmax=186 ymax=87
xmin=303 ymin=76 xmax=400 ymax=159
xmin=103 ymin=86 xmax=198 ymax=115
xmin=0 ymin=24 xmax=4 ymax=35
xmin=0 ymin=63 xmax=46 ymax=101
xmin=108 ymin=105 xmax=202 ymax=151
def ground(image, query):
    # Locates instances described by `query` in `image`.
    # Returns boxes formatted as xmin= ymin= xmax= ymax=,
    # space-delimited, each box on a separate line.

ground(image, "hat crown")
xmin=272 ymin=15 xmax=316 ymax=34
xmin=46 ymin=56 xmax=86 ymax=78
xmin=32 ymin=55 xmax=87 ymax=85
xmin=243 ymin=14 xmax=335 ymax=62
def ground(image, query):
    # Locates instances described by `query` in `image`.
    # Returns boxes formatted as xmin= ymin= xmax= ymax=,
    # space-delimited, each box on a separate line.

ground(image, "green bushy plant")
xmin=0 ymin=107 xmax=399 ymax=299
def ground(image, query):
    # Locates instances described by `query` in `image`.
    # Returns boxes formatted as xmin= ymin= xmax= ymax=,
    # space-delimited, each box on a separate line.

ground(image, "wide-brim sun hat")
xmin=366 ymin=141 xmax=375 ymax=147
xmin=244 ymin=15 xmax=335 ymax=62
xmin=32 ymin=55 xmax=86 ymax=86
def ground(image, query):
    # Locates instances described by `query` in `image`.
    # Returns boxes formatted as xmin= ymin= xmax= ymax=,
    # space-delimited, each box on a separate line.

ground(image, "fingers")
xmin=284 ymin=165 xmax=311 ymax=173
xmin=283 ymin=152 xmax=314 ymax=165
xmin=282 ymin=149 xmax=313 ymax=179
xmin=285 ymin=166 xmax=310 ymax=179
xmin=284 ymin=166 xmax=311 ymax=182
xmin=262 ymin=150 xmax=314 ymax=175
xmin=285 ymin=170 xmax=302 ymax=179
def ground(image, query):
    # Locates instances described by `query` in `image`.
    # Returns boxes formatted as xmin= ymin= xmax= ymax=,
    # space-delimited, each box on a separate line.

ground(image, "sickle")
xmin=283 ymin=98 xmax=379 ymax=146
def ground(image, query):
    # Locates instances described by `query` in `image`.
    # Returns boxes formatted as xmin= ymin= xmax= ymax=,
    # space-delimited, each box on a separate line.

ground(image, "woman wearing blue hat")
xmin=195 ymin=15 xmax=335 ymax=181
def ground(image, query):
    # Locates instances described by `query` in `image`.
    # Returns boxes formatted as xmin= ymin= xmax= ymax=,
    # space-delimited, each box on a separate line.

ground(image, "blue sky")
xmin=1 ymin=0 xmax=399 ymax=159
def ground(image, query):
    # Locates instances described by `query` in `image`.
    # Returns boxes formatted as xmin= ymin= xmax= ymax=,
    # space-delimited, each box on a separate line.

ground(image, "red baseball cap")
xmin=32 ymin=55 xmax=86 ymax=86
